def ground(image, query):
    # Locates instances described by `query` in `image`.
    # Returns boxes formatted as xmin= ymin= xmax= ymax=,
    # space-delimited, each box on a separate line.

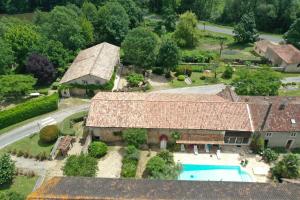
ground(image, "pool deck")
xmin=174 ymin=146 xmax=270 ymax=183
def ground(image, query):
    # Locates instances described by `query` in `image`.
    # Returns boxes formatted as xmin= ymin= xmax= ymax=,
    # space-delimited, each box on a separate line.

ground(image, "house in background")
xmin=60 ymin=42 xmax=120 ymax=97
xmin=254 ymin=40 xmax=300 ymax=72
xmin=218 ymin=87 xmax=300 ymax=149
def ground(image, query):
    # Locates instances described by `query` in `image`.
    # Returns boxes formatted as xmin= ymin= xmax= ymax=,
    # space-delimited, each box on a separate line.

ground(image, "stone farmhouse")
xmin=254 ymin=40 xmax=300 ymax=72
xmin=85 ymin=90 xmax=300 ymax=151
xmin=60 ymin=42 xmax=120 ymax=96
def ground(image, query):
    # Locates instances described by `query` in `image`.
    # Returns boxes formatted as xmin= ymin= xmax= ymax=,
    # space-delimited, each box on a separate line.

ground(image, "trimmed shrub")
xmin=0 ymin=93 xmax=58 ymax=129
xmin=175 ymin=66 xmax=192 ymax=77
xmin=122 ymin=128 xmax=147 ymax=148
xmin=157 ymin=150 xmax=174 ymax=165
xmin=177 ymin=75 xmax=185 ymax=81
xmin=39 ymin=125 xmax=59 ymax=143
xmin=271 ymin=147 xmax=287 ymax=154
xmin=262 ymin=148 xmax=279 ymax=163
xmin=126 ymin=73 xmax=144 ymax=87
xmin=271 ymin=153 xmax=300 ymax=180
xmin=121 ymin=145 xmax=140 ymax=178
xmin=152 ymin=67 xmax=164 ymax=75
xmin=145 ymin=151 xmax=180 ymax=180
xmin=0 ymin=154 xmax=15 ymax=186
xmin=291 ymin=148 xmax=300 ymax=154
xmin=88 ymin=142 xmax=108 ymax=158
xmin=63 ymin=154 xmax=98 ymax=177
xmin=222 ymin=65 xmax=234 ymax=79
xmin=181 ymin=50 xmax=217 ymax=63
xmin=250 ymin=134 xmax=264 ymax=154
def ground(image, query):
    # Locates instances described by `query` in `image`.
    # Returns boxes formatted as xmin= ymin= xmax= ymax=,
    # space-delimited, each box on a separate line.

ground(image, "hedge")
xmin=181 ymin=50 xmax=217 ymax=63
xmin=0 ymin=94 xmax=58 ymax=129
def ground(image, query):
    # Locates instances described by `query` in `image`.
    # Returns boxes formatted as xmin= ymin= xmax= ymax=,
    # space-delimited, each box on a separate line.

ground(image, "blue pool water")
xmin=178 ymin=164 xmax=253 ymax=182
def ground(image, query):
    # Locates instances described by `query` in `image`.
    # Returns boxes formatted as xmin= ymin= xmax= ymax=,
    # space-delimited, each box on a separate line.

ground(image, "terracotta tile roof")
xmin=217 ymin=86 xmax=240 ymax=102
xmin=27 ymin=177 xmax=300 ymax=200
xmin=255 ymin=40 xmax=278 ymax=54
xmin=267 ymin=44 xmax=300 ymax=64
xmin=86 ymin=92 xmax=252 ymax=131
xmin=60 ymin=42 xmax=120 ymax=84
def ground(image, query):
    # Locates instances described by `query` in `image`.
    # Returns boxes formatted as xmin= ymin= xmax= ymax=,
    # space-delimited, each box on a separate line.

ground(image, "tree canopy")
xmin=157 ymin=38 xmax=181 ymax=72
xmin=233 ymin=12 xmax=258 ymax=43
xmin=0 ymin=39 xmax=15 ymax=75
xmin=122 ymin=27 xmax=161 ymax=68
xmin=232 ymin=68 xmax=282 ymax=96
xmin=0 ymin=75 xmax=36 ymax=99
xmin=284 ymin=18 xmax=300 ymax=49
xmin=174 ymin=11 xmax=199 ymax=48
xmin=35 ymin=6 xmax=94 ymax=51
xmin=0 ymin=154 xmax=15 ymax=186
xmin=94 ymin=2 xmax=130 ymax=44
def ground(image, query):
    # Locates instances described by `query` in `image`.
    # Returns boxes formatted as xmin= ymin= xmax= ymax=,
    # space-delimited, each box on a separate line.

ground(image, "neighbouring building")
xmin=218 ymin=86 xmax=300 ymax=149
xmin=254 ymin=40 xmax=300 ymax=72
xmin=27 ymin=177 xmax=299 ymax=200
xmin=60 ymin=42 xmax=120 ymax=97
xmin=85 ymin=91 xmax=300 ymax=150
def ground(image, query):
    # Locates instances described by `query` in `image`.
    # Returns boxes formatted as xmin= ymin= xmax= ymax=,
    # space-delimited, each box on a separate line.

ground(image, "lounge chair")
xmin=194 ymin=145 xmax=199 ymax=155
xmin=216 ymin=149 xmax=221 ymax=160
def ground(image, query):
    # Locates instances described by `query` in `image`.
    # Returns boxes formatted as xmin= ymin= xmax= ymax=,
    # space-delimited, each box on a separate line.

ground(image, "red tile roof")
xmin=267 ymin=44 xmax=300 ymax=64
xmin=86 ymin=92 xmax=253 ymax=132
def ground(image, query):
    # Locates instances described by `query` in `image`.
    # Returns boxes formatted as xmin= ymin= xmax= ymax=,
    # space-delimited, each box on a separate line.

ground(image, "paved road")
xmin=197 ymin=23 xmax=283 ymax=43
xmin=0 ymin=104 xmax=90 ymax=149
xmin=282 ymin=77 xmax=300 ymax=84
xmin=153 ymin=84 xmax=226 ymax=94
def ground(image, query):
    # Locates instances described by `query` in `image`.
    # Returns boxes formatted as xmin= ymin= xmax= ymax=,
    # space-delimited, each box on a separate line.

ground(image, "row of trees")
xmin=0 ymin=1 xmax=143 ymax=86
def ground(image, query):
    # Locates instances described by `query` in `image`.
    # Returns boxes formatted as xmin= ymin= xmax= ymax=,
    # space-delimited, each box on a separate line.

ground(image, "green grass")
xmin=1 ymin=133 xmax=54 ymax=157
xmin=0 ymin=176 xmax=38 ymax=198
xmin=279 ymin=89 xmax=300 ymax=96
xmin=187 ymin=30 xmax=260 ymax=61
xmin=170 ymin=65 xmax=238 ymax=88
xmin=59 ymin=111 xmax=87 ymax=136
xmin=278 ymin=72 xmax=300 ymax=78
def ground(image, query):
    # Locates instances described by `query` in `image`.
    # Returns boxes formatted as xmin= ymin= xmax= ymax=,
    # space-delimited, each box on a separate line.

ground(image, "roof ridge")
xmin=92 ymin=99 xmax=248 ymax=104
xmin=89 ymin=43 xmax=105 ymax=75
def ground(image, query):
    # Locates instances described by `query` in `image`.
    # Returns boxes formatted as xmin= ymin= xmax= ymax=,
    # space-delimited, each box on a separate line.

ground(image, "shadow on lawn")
xmin=227 ymin=42 xmax=253 ymax=50
xmin=37 ymin=139 xmax=54 ymax=148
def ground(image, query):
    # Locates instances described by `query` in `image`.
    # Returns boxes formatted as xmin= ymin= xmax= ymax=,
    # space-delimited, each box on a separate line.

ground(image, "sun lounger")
xmin=216 ymin=149 xmax=221 ymax=159
xmin=194 ymin=145 xmax=199 ymax=155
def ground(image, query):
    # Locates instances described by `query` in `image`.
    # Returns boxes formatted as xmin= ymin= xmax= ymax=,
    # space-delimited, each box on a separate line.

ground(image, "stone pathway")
xmin=96 ymin=146 xmax=123 ymax=178
xmin=136 ymin=150 xmax=157 ymax=178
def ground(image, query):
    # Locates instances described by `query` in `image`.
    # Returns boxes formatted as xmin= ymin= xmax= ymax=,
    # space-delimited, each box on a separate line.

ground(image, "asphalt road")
xmin=197 ymin=23 xmax=283 ymax=43
xmin=0 ymin=104 xmax=90 ymax=149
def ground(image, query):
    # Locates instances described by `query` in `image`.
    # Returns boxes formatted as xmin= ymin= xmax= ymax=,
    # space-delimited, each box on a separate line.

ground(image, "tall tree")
xmin=0 ymin=39 xmax=15 ymax=75
xmin=115 ymin=0 xmax=143 ymax=28
xmin=232 ymin=67 xmax=282 ymax=96
xmin=36 ymin=5 xmax=94 ymax=51
xmin=174 ymin=11 xmax=199 ymax=48
xmin=233 ymin=12 xmax=258 ymax=43
xmin=82 ymin=1 xmax=98 ymax=24
xmin=0 ymin=75 xmax=36 ymax=99
xmin=94 ymin=2 xmax=130 ymax=44
xmin=157 ymin=38 xmax=181 ymax=72
xmin=25 ymin=53 xmax=56 ymax=85
xmin=122 ymin=27 xmax=161 ymax=68
xmin=0 ymin=154 xmax=15 ymax=186
xmin=284 ymin=18 xmax=300 ymax=49
xmin=4 ymin=24 xmax=41 ymax=72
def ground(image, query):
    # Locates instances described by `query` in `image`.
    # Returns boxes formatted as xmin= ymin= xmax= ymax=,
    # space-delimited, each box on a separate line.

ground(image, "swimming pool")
xmin=178 ymin=164 xmax=253 ymax=182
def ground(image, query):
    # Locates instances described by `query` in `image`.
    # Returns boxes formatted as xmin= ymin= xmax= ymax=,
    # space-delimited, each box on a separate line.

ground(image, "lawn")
xmin=1 ymin=133 xmax=54 ymax=157
xmin=170 ymin=65 xmax=238 ymax=88
xmin=192 ymin=30 xmax=260 ymax=61
xmin=0 ymin=176 xmax=37 ymax=198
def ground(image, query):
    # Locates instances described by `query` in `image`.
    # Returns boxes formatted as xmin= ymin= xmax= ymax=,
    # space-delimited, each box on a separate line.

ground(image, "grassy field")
xmin=0 ymin=176 xmax=37 ymax=198
xmin=1 ymin=133 xmax=54 ymax=157
xmin=186 ymin=30 xmax=261 ymax=61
